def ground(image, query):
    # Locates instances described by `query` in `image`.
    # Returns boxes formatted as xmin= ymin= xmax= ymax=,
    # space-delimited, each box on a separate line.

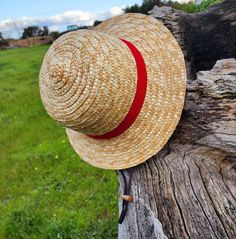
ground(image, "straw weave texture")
xmin=39 ymin=13 xmax=186 ymax=169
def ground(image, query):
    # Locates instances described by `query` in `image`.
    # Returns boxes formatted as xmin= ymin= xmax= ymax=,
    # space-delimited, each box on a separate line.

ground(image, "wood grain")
xmin=118 ymin=1 xmax=236 ymax=238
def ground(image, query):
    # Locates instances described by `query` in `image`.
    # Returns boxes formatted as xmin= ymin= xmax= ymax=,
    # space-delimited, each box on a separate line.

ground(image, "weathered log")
xmin=118 ymin=1 xmax=236 ymax=238
xmin=149 ymin=0 xmax=236 ymax=79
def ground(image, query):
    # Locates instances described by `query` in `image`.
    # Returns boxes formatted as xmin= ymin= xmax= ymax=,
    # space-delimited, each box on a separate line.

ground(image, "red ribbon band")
xmin=87 ymin=38 xmax=147 ymax=140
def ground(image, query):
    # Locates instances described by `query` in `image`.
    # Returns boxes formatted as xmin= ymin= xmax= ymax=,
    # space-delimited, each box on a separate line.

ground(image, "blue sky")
xmin=0 ymin=0 xmax=191 ymax=38
xmin=0 ymin=0 xmax=144 ymax=38
xmin=0 ymin=0 xmax=147 ymax=38
xmin=0 ymin=0 xmax=142 ymax=20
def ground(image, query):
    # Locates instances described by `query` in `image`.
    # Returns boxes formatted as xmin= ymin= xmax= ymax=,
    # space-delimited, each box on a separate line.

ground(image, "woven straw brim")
xmin=65 ymin=13 xmax=186 ymax=169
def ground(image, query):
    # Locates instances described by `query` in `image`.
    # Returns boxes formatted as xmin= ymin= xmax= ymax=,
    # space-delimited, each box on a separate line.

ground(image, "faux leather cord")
xmin=117 ymin=169 xmax=134 ymax=224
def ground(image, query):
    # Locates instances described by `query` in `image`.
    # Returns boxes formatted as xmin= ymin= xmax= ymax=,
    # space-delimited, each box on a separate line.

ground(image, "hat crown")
xmin=39 ymin=13 xmax=187 ymax=169
xmin=39 ymin=30 xmax=137 ymax=136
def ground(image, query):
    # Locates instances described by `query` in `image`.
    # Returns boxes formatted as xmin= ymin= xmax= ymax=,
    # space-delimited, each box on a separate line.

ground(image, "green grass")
xmin=0 ymin=45 xmax=118 ymax=239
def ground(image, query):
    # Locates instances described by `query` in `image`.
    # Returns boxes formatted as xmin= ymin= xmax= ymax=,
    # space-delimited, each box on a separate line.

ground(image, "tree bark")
xmin=118 ymin=1 xmax=236 ymax=238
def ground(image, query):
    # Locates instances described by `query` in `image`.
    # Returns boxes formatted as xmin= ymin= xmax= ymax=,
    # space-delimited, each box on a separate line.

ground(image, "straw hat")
xmin=39 ymin=13 xmax=186 ymax=170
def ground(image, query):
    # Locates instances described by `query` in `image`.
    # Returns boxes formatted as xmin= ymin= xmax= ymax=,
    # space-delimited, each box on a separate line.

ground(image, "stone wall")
xmin=9 ymin=36 xmax=52 ymax=48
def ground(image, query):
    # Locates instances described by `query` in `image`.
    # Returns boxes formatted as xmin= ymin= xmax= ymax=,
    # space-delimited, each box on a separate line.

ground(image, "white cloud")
xmin=0 ymin=6 xmax=124 ymax=39
xmin=109 ymin=6 xmax=124 ymax=16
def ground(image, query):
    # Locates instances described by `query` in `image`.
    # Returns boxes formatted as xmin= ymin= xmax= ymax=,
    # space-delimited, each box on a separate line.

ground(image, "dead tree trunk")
xmin=118 ymin=1 xmax=236 ymax=238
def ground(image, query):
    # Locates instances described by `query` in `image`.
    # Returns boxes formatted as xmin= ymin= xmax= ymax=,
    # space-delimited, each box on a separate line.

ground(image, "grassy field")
xmin=0 ymin=45 xmax=118 ymax=239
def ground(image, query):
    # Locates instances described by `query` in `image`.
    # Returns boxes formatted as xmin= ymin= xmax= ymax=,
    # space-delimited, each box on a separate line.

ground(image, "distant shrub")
xmin=0 ymin=39 xmax=9 ymax=50
xmin=93 ymin=20 xmax=103 ymax=26
xmin=50 ymin=31 xmax=60 ymax=41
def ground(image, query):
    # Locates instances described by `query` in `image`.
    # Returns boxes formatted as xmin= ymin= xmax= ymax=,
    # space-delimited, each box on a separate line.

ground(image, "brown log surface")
xmin=118 ymin=1 xmax=236 ymax=238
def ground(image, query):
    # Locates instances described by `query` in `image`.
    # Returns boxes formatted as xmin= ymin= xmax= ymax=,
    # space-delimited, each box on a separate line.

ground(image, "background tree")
xmin=42 ymin=26 xmax=49 ymax=36
xmin=124 ymin=0 xmax=224 ymax=14
xmin=21 ymin=26 xmax=49 ymax=39
xmin=124 ymin=4 xmax=141 ymax=13
xmin=5 ymin=20 xmax=23 ymax=39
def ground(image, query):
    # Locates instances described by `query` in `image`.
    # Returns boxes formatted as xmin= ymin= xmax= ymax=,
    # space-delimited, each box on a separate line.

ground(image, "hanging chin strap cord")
xmin=117 ymin=169 xmax=134 ymax=224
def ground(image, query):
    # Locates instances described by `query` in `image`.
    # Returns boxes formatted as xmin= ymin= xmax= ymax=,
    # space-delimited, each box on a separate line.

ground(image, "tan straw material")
xmin=39 ymin=13 xmax=187 ymax=170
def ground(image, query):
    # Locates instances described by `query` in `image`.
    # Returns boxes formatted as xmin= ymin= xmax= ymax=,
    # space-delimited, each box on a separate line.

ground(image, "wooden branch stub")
xmin=121 ymin=194 xmax=133 ymax=202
